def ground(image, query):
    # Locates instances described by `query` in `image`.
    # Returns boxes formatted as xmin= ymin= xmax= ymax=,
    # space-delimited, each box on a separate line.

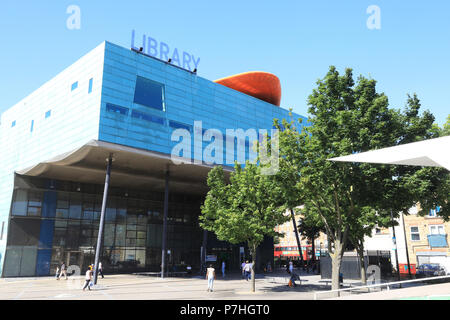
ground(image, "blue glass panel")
xmin=30 ymin=120 xmax=34 ymax=132
xmin=38 ymin=219 xmax=54 ymax=249
xmin=35 ymin=249 xmax=52 ymax=276
xmin=45 ymin=110 xmax=51 ymax=119
xmin=42 ymin=191 xmax=56 ymax=218
xmin=71 ymin=81 xmax=78 ymax=91
xmin=131 ymin=110 xmax=165 ymax=125
xmin=106 ymin=103 xmax=129 ymax=115
xmin=11 ymin=120 xmax=16 ymax=127
xmin=88 ymin=78 xmax=93 ymax=93
xmin=133 ymin=76 xmax=164 ymax=111
xmin=169 ymin=120 xmax=192 ymax=132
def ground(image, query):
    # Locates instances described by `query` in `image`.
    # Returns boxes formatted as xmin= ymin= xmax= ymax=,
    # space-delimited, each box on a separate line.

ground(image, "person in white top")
xmin=82 ymin=267 xmax=93 ymax=291
xmin=244 ymin=261 xmax=252 ymax=281
xmin=206 ymin=264 xmax=216 ymax=292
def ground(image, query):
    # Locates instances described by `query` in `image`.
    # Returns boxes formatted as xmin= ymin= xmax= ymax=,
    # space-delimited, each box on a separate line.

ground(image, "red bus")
xmin=274 ymin=245 xmax=319 ymax=262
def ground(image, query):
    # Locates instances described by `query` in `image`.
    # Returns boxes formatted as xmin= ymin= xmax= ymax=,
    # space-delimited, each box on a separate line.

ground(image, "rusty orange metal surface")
xmin=214 ymin=71 xmax=281 ymax=106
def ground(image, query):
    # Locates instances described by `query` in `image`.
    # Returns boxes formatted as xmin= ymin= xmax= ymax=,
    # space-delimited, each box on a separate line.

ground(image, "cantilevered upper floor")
xmin=0 ymin=41 xmax=305 ymax=177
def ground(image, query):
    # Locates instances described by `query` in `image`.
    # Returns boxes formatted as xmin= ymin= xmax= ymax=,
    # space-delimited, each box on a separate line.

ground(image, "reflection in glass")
xmin=12 ymin=190 xmax=28 ymax=216
xmin=69 ymin=194 xmax=82 ymax=219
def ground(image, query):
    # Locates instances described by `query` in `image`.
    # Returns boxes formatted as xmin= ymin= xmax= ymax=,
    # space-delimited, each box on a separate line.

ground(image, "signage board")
xmin=206 ymin=255 xmax=217 ymax=262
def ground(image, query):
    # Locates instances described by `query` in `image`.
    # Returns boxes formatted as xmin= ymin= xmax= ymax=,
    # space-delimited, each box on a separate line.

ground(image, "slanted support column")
xmin=94 ymin=153 xmax=113 ymax=285
xmin=161 ymin=169 xmax=170 ymax=278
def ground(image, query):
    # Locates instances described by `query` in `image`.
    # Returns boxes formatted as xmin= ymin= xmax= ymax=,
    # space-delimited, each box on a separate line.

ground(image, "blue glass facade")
xmin=99 ymin=42 xmax=305 ymax=162
xmin=0 ymin=41 xmax=305 ymax=277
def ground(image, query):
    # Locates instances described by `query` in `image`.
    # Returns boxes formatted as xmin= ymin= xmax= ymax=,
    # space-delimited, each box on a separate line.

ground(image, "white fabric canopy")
xmin=329 ymin=135 xmax=450 ymax=171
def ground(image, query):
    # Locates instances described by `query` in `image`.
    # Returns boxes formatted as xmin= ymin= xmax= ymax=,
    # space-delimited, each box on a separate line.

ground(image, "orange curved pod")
xmin=214 ymin=71 xmax=281 ymax=106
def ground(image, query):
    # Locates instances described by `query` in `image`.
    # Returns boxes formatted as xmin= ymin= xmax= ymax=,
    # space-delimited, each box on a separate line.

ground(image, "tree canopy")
xmin=272 ymin=66 xmax=442 ymax=290
xmin=199 ymin=162 xmax=289 ymax=291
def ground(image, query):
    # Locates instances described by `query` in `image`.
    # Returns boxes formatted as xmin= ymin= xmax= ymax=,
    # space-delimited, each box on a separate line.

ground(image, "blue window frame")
xmin=30 ymin=120 xmax=34 ymax=132
xmin=133 ymin=76 xmax=165 ymax=111
xmin=11 ymin=120 xmax=16 ymax=128
xmin=106 ymin=103 xmax=129 ymax=115
xmin=88 ymin=78 xmax=93 ymax=93
xmin=45 ymin=110 xmax=51 ymax=119
xmin=169 ymin=120 xmax=192 ymax=132
xmin=131 ymin=110 xmax=165 ymax=125
xmin=71 ymin=81 xmax=78 ymax=91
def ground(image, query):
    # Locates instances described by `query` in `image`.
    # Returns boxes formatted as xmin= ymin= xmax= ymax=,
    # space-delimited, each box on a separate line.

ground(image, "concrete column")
xmin=161 ymin=170 xmax=170 ymax=278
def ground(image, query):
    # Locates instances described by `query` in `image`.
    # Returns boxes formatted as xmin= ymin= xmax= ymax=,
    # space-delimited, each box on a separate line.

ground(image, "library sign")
xmin=131 ymin=30 xmax=200 ymax=72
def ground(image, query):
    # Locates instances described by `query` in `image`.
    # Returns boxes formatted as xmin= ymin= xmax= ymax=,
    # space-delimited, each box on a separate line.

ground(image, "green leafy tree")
xmin=269 ymin=118 xmax=306 ymax=264
xmin=296 ymin=210 xmax=324 ymax=263
xmin=199 ymin=163 xmax=289 ymax=292
xmin=443 ymin=115 xmax=450 ymax=136
xmin=412 ymin=114 xmax=450 ymax=221
xmin=346 ymin=207 xmax=392 ymax=284
xmin=272 ymin=67 xmax=441 ymax=291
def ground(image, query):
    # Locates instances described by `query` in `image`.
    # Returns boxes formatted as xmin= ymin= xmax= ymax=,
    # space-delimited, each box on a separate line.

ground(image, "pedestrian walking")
xmin=221 ymin=261 xmax=226 ymax=278
xmin=82 ymin=266 xmax=93 ymax=291
xmin=288 ymin=261 xmax=299 ymax=287
xmin=241 ymin=261 xmax=246 ymax=279
xmin=55 ymin=265 xmax=60 ymax=280
xmin=206 ymin=264 xmax=216 ymax=292
xmin=59 ymin=261 xmax=68 ymax=280
xmin=98 ymin=262 xmax=104 ymax=279
xmin=244 ymin=261 xmax=252 ymax=281
xmin=289 ymin=261 xmax=294 ymax=274
xmin=267 ymin=261 xmax=272 ymax=273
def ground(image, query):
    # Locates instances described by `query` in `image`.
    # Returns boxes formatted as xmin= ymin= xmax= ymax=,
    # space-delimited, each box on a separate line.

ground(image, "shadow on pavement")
xmin=261 ymin=283 xmax=330 ymax=293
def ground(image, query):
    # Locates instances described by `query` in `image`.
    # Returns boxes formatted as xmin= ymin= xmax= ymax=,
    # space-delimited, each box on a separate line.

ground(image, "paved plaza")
xmin=1 ymin=269 xmax=449 ymax=300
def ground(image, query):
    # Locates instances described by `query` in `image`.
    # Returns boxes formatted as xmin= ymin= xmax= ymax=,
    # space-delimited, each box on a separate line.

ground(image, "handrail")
xmin=313 ymin=275 xmax=450 ymax=300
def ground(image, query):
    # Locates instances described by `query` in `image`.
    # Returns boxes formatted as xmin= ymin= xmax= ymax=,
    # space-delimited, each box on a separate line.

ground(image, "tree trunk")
xmin=311 ymin=236 xmax=316 ymax=262
xmin=251 ymin=242 xmax=257 ymax=293
xmin=330 ymin=239 xmax=344 ymax=294
xmin=357 ymin=243 xmax=367 ymax=285
xmin=290 ymin=209 xmax=304 ymax=264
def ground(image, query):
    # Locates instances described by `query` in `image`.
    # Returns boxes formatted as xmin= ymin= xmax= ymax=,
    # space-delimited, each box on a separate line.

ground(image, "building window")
xmin=45 ymin=110 xmax=51 ymax=119
xmin=88 ymin=78 xmax=93 ymax=93
xmin=30 ymin=120 xmax=34 ymax=132
xmin=429 ymin=206 xmax=441 ymax=217
xmin=106 ymin=103 xmax=129 ymax=116
xmin=71 ymin=81 xmax=78 ymax=91
xmin=169 ymin=120 xmax=192 ymax=132
xmin=410 ymin=226 xmax=420 ymax=241
xmin=430 ymin=225 xmax=445 ymax=235
xmin=133 ymin=76 xmax=165 ymax=111
xmin=11 ymin=120 xmax=16 ymax=128
xmin=131 ymin=110 xmax=165 ymax=125
xmin=0 ymin=221 xmax=4 ymax=240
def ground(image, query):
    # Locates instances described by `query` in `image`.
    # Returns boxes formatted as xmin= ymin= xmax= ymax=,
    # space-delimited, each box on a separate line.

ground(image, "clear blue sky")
xmin=1 ymin=0 xmax=449 ymax=126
